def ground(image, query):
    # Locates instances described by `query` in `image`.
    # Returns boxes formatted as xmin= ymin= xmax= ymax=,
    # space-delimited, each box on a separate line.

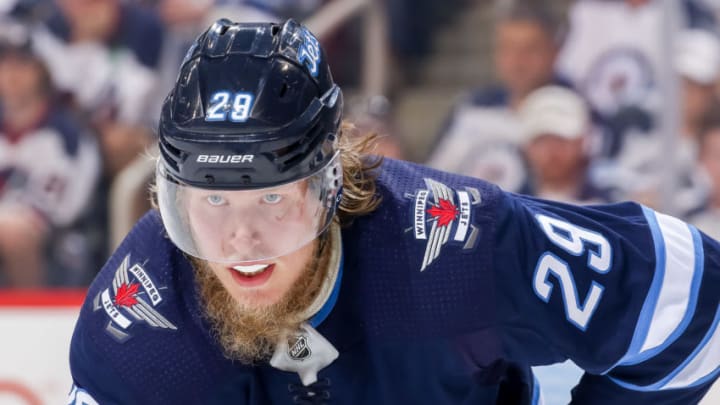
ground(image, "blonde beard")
xmin=191 ymin=238 xmax=330 ymax=364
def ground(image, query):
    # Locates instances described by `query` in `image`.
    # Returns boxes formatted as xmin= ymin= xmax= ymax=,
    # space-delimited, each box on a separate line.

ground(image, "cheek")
xmin=0 ymin=70 xmax=24 ymax=94
xmin=526 ymin=145 xmax=552 ymax=165
xmin=705 ymin=160 xmax=720 ymax=179
xmin=207 ymin=262 xmax=225 ymax=280
xmin=271 ymin=200 xmax=303 ymax=222
xmin=701 ymin=145 xmax=720 ymax=176
xmin=286 ymin=244 xmax=315 ymax=279
xmin=683 ymin=89 xmax=702 ymax=110
xmin=283 ymin=262 xmax=306 ymax=286
xmin=187 ymin=204 xmax=225 ymax=251
xmin=272 ymin=199 xmax=316 ymax=229
xmin=187 ymin=204 xmax=207 ymax=235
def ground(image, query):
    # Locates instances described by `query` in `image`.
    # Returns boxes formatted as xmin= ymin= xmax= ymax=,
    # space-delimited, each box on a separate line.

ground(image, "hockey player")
xmin=68 ymin=19 xmax=720 ymax=404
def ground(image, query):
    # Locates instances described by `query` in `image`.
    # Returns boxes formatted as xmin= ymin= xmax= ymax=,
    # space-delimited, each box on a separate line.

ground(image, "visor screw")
xmin=205 ymin=174 xmax=215 ymax=184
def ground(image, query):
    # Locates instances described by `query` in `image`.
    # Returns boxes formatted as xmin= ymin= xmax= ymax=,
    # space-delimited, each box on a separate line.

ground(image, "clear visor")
xmin=156 ymin=153 xmax=342 ymax=264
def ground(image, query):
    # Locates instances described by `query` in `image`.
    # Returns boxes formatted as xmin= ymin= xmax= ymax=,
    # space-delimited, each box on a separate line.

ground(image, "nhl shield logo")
xmin=408 ymin=178 xmax=482 ymax=271
xmin=93 ymin=254 xmax=177 ymax=342
xmin=288 ymin=335 xmax=312 ymax=361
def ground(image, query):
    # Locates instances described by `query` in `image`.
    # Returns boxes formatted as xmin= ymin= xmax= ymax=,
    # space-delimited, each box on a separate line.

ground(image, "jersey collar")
xmin=301 ymin=222 xmax=343 ymax=328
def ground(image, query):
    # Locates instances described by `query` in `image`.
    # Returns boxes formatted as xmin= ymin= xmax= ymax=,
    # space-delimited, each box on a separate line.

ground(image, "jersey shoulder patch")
xmin=90 ymin=252 xmax=178 ymax=343
xmin=84 ymin=210 xmax=182 ymax=343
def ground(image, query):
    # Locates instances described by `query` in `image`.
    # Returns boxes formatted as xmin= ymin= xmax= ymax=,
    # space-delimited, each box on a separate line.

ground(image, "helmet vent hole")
xmin=241 ymin=175 xmax=251 ymax=185
xmin=279 ymin=82 xmax=288 ymax=98
xmin=205 ymin=174 xmax=215 ymax=184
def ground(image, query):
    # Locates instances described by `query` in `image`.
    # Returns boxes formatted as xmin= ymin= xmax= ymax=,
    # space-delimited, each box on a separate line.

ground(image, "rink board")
xmin=0 ymin=290 xmax=84 ymax=405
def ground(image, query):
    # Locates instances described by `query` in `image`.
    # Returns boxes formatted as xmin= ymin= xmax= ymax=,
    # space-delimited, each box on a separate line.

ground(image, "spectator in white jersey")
xmin=674 ymin=29 xmax=720 ymax=214
xmin=588 ymin=28 xmax=720 ymax=213
xmin=0 ymin=30 xmax=99 ymax=287
xmin=518 ymin=85 xmax=610 ymax=205
xmin=28 ymin=0 xmax=164 ymax=177
xmin=427 ymin=1 xmax=567 ymax=193
xmin=555 ymin=0 xmax=718 ymax=213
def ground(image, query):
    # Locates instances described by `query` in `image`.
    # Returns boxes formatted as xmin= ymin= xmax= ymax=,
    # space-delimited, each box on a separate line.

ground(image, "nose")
xmin=225 ymin=222 xmax=262 ymax=258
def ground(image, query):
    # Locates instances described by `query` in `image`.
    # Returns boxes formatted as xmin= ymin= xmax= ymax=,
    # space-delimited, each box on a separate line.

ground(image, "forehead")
xmin=0 ymin=54 xmax=45 ymax=83
xmin=528 ymin=133 xmax=579 ymax=144
xmin=0 ymin=51 xmax=37 ymax=65
xmin=496 ymin=19 xmax=552 ymax=40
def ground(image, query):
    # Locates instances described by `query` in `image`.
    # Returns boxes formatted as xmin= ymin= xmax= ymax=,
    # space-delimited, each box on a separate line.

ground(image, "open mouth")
xmin=232 ymin=264 xmax=271 ymax=276
xmin=228 ymin=263 xmax=276 ymax=287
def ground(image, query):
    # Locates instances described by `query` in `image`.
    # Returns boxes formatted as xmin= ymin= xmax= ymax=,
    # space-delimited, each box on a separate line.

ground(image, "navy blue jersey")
xmin=68 ymin=159 xmax=720 ymax=404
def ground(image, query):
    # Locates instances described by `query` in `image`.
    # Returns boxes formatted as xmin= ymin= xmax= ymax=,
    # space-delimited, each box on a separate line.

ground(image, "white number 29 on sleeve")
xmin=532 ymin=214 xmax=612 ymax=331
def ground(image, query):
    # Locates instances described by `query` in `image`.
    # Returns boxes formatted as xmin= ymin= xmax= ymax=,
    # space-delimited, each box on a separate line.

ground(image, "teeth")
xmin=232 ymin=264 xmax=270 ymax=275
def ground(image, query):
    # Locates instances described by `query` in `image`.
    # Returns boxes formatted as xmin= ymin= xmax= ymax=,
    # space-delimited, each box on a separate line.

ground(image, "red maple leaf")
xmin=114 ymin=283 xmax=139 ymax=307
xmin=427 ymin=198 xmax=458 ymax=227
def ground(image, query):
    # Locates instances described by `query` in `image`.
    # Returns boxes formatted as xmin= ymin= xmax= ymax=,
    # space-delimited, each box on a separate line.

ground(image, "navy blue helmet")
xmin=158 ymin=18 xmax=343 ymax=190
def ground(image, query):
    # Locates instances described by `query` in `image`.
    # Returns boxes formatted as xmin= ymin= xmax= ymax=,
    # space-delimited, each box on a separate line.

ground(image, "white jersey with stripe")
xmin=0 ymin=109 xmax=99 ymax=227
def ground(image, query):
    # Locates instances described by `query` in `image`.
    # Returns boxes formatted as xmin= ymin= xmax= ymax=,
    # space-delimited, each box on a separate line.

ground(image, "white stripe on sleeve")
xmin=617 ymin=208 xmax=703 ymax=366
xmin=640 ymin=212 xmax=697 ymax=353
xmin=663 ymin=305 xmax=720 ymax=390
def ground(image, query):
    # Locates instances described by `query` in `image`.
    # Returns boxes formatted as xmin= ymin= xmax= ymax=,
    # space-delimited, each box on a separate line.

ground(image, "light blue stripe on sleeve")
xmin=610 ymin=206 xmax=665 ymax=369
xmin=609 ymin=304 xmax=720 ymax=391
xmin=608 ymin=207 xmax=702 ymax=372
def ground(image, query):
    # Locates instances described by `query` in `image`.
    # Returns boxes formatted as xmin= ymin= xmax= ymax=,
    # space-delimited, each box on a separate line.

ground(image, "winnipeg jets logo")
xmin=93 ymin=254 xmax=177 ymax=342
xmin=408 ymin=178 xmax=482 ymax=271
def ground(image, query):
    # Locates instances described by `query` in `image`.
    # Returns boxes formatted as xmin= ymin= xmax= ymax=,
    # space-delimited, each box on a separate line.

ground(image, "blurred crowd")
xmin=430 ymin=0 xmax=720 ymax=237
xmin=0 ymin=0 xmax=719 ymax=288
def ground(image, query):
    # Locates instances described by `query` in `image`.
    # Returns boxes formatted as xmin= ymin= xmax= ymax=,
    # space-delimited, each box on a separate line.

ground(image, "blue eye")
xmin=262 ymin=194 xmax=282 ymax=204
xmin=207 ymin=195 xmax=226 ymax=206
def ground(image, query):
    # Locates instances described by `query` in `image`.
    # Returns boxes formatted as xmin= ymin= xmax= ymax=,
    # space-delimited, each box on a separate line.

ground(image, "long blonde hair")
xmin=335 ymin=121 xmax=383 ymax=226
